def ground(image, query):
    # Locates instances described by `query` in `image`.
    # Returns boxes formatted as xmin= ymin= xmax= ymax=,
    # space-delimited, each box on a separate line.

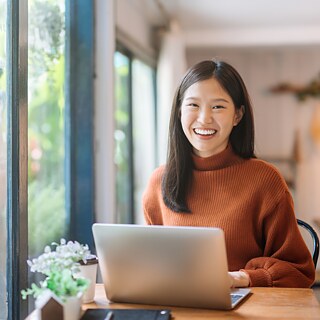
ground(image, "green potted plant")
xmin=22 ymin=239 xmax=92 ymax=319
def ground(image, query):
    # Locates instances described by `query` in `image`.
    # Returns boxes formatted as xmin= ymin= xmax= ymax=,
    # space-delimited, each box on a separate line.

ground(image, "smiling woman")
xmin=157 ymin=60 xmax=254 ymax=213
xmin=143 ymin=59 xmax=315 ymax=289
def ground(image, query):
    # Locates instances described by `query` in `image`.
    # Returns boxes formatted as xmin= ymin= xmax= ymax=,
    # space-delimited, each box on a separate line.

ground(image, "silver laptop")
xmin=92 ymin=223 xmax=251 ymax=310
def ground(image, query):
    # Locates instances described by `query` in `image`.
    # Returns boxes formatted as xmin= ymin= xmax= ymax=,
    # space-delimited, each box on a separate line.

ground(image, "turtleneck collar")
xmin=192 ymin=145 xmax=244 ymax=171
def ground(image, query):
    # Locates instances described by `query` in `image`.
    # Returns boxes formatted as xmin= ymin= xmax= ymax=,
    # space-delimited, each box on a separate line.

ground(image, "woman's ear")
xmin=234 ymin=105 xmax=245 ymax=126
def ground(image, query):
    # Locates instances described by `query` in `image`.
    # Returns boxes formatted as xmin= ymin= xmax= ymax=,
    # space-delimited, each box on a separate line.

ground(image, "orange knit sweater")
xmin=143 ymin=146 xmax=315 ymax=288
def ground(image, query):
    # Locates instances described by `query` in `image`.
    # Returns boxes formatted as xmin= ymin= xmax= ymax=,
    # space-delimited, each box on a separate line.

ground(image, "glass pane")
xmin=0 ymin=0 xmax=7 ymax=317
xmin=28 ymin=0 xmax=66 ymax=258
xmin=114 ymin=51 xmax=131 ymax=223
xmin=132 ymin=60 xmax=156 ymax=224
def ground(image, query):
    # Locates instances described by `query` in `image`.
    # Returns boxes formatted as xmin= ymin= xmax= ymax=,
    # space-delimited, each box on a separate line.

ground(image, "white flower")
xmin=44 ymin=246 xmax=51 ymax=253
xmin=27 ymin=238 xmax=91 ymax=276
xmin=22 ymin=238 xmax=92 ymax=300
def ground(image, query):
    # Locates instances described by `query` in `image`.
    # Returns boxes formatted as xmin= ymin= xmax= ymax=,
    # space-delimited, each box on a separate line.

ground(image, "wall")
xmin=184 ymin=26 xmax=320 ymax=48
xmin=115 ymin=0 xmax=156 ymax=65
xmin=94 ymin=0 xmax=116 ymax=223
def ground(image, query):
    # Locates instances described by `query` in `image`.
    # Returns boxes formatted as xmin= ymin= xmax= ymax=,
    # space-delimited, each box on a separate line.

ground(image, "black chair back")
xmin=297 ymin=219 xmax=319 ymax=268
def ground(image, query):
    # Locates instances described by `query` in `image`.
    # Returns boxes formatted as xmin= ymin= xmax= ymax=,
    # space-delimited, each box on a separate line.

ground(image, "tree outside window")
xmin=28 ymin=0 xmax=66 ymax=257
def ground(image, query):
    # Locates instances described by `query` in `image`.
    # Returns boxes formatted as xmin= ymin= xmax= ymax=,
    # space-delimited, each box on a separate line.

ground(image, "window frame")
xmin=7 ymin=0 xmax=28 ymax=319
xmin=65 ymin=0 xmax=95 ymax=249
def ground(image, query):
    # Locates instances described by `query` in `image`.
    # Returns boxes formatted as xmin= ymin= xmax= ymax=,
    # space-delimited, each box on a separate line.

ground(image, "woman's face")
xmin=180 ymin=77 xmax=243 ymax=158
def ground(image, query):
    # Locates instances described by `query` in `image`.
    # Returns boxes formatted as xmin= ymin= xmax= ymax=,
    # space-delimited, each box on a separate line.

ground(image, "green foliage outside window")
xmin=114 ymin=52 xmax=131 ymax=223
xmin=28 ymin=0 xmax=66 ymax=257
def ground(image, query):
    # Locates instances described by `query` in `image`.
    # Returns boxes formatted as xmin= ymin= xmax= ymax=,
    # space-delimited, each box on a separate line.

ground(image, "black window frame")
xmin=65 ymin=0 xmax=95 ymax=249
xmin=7 ymin=0 xmax=28 ymax=319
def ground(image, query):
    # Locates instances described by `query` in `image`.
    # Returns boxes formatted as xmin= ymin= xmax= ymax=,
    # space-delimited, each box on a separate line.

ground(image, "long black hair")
xmin=161 ymin=59 xmax=255 ymax=213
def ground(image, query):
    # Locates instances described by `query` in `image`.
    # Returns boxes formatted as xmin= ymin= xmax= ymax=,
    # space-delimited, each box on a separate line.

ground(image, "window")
xmin=0 ymin=0 xmax=7 ymax=317
xmin=132 ymin=59 xmax=157 ymax=224
xmin=114 ymin=51 xmax=132 ymax=223
xmin=4 ymin=1 xmax=94 ymax=318
xmin=114 ymin=49 xmax=157 ymax=224
xmin=27 ymin=0 xmax=95 ymax=256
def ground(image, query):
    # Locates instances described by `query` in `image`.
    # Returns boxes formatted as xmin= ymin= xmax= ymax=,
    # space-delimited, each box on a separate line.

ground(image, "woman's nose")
xmin=198 ymin=107 xmax=213 ymax=124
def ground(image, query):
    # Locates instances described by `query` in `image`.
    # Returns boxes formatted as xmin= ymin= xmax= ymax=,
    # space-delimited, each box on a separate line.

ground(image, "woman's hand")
xmin=228 ymin=270 xmax=250 ymax=288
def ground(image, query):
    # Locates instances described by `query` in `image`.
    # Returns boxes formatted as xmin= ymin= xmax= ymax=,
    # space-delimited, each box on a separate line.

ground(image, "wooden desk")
xmin=27 ymin=284 xmax=320 ymax=320
xmin=26 ymin=284 xmax=320 ymax=319
xmin=83 ymin=284 xmax=320 ymax=319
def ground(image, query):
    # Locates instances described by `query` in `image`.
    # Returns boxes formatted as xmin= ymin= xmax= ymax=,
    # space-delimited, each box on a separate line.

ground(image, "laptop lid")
xmin=92 ymin=223 xmax=250 ymax=310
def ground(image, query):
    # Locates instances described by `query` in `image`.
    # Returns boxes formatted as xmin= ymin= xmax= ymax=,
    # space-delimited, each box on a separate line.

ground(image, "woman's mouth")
xmin=193 ymin=128 xmax=217 ymax=136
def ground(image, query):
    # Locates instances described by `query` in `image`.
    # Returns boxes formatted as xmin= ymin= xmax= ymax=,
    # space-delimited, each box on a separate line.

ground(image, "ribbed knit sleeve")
xmin=143 ymin=166 xmax=164 ymax=225
xmin=244 ymin=191 xmax=315 ymax=287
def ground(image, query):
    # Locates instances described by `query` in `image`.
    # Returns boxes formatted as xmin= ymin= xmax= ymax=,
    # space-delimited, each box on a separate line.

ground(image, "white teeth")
xmin=194 ymin=128 xmax=217 ymax=135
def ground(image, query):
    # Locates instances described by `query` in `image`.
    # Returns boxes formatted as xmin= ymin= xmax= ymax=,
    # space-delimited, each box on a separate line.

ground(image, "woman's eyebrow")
xmin=210 ymin=98 xmax=230 ymax=103
xmin=184 ymin=97 xmax=230 ymax=103
xmin=184 ymin=96 xmax=199 ymax=101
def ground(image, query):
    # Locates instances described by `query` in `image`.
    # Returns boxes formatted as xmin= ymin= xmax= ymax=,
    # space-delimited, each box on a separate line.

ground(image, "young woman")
xmin=143 ymin=59 xmax=315 ymax=288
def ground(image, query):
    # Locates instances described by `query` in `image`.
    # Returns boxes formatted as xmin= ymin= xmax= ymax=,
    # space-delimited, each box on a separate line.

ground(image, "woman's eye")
xmin=188 ymin=103 xmax=198 ymax=107
xmin=211 ymin=105 xmax=224 ymax=109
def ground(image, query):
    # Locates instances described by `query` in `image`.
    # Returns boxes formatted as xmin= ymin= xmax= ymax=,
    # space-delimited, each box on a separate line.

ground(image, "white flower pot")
xmin=76 ymin=255 xmax=98 ymax=303
xmin=63 ymin=295 xmax=82 ymax=320
xmin=35 ymin=290 xmax=82 ymax=320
